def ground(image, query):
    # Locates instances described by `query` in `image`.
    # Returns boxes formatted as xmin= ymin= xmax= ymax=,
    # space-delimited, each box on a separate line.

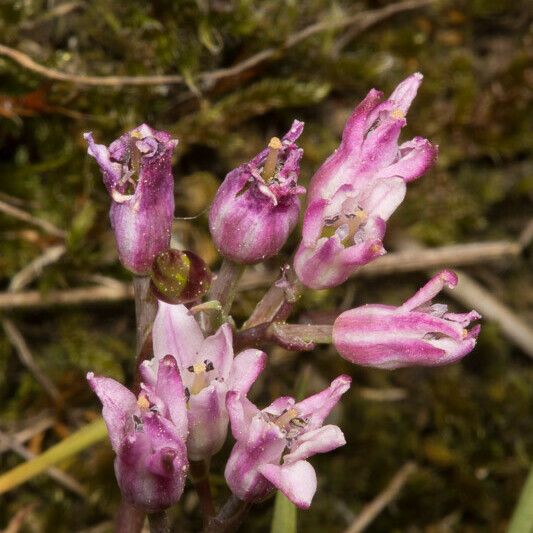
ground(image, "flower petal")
xmin=155 ymin=354 xmax=188 ymax=440
xmin=295 ymin=375 xmax=351 ymax=430
xmin=259 ymin=460 xmax=317 ymax=509
xmin=284 ymin=425 xmax=346 ymax=464
xmin=201 ymin=323 xmax=234 ymax=380
xmin=228 ymin=348 xmax=267 ymax=395
xmin=152 ymin=302 xmax=204 ymax=368
xmin=87 ymin=372 xmax=136 ymax=452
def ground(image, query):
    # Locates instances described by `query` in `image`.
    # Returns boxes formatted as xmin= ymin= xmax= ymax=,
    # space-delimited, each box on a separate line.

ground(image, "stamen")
xmin=274 ymin=407 xmax=299 ymax=429
xmin=137 ymin=394 xmax=150 ymax=410
xmin=390 ymin=108 xmax=405 ymax=120
xmin=187 ymin=360 xmax=215 ymax=395
xmin=321 ymin=203 xmax=368 ymax=245
xmin=262 ymin=137 xmax=282 ymax=181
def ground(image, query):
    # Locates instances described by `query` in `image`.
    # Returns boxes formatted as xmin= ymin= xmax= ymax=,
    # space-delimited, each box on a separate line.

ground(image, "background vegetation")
xmin=0 ymin=0 xmax=531 ymax=531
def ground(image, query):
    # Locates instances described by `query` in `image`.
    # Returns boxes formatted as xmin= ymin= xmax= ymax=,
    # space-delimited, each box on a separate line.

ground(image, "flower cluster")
xmin=86 ymin=73 xmax=481 ymax=523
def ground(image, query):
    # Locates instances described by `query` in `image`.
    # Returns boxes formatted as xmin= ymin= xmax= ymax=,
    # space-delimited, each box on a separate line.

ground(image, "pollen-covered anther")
xmin=371 ymin=242 xmax=384 ymax=255
xmin=262 ymin=137 xmax=283 ymax=181
xmin=137 ymin=394 xmax=150 ymax=410
xmin=187 ymin=361 xmax=214 ymax=395
xmin=390 ymin=108 xmax=405 ymax=120
xmin=274 ymin=408 xmax=299 ymax=430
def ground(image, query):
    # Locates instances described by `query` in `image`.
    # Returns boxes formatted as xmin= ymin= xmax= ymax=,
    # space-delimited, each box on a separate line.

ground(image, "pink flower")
xmin=333 ymin=270 xmax=481 ymax=369
xmin=209 ymin=121 xmax=305 ymax=263
xmin=87 ymin=355 xmax=188 ymax=512
xmin=84 ymin=124 xmax=177 ymax=274
xmin=145 ymin=302 xmax=266 ymax=461
xmin=224 ymin=375 xmax=351 ymax=509
xmin=294 ymin=73 xmax=438 ymax=289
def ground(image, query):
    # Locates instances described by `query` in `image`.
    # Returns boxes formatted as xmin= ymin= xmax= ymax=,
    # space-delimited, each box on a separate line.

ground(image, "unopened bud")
xmin=150 ymin=249 xmax=212 ymax=304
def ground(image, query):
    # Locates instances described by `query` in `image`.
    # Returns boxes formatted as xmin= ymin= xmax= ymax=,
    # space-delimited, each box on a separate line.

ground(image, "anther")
xmin=262 ymin=137 xmax=282 ymax=181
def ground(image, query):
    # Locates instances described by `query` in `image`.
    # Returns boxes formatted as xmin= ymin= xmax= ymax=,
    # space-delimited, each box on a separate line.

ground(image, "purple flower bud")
xmin=208 ymin=121 xmax=305 ymax=264
xmin=148 ymin=302 xmax=266 ymax=461
xmin=84 ymin=125 xmax=177 ymax=274
xmin=333 ymin=270 xmax=481 ymax=369
xmin=87 ymin=354 xmax=188 ymax=512
xmin=224 ymin=375 xmax=351 ymax=509
xmin=294 ymin=74 xmax=438 ymax=289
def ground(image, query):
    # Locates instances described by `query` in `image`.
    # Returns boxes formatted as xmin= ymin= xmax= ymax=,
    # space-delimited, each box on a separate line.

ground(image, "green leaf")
xmin=271 ymin=490 xmax=297 ymax=533
xmin=0 ymin=418 xmax=107 ymax=495
xmin=508 ymin=464 xmax=533 ymax=533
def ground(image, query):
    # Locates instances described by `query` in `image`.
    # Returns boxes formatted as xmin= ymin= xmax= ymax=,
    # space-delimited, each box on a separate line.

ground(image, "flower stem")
xmin=204 ymin=494 xmax=250 ymax=533
xmin=201 ymin=259 xmax=244 ymax=334
xmin=234 ymin=322 xmax=333 ymax=351
xmin=133 ymin=275 xmax=158 ymax=353
xmin=242 ymin=265 xmax=302 ymax=330
xmin=210 ymin=259 xmax=245 ymax=316
xmin=190 ymin=459 xmax=215 ymax=526
xmin=116 ymin=276 xmax=158 ymax=533
xmin=148 ymin=510 xmax=170 ymax=533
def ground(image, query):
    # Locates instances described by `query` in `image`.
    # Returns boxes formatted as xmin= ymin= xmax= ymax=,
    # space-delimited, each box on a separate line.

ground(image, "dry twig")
xmin=0 ymin=238 xmax=523 ymax=311
xmin=0 ymin=0 xmax=434 ymax=88
xmin=446 ymin=270 xmax=533 ymax=359
xmin=8 ymin=244 xmax=66 ymax=292
xmin=0 ymin=414 xmax=55 ymax=455
xmin=0 ymin=199 xmax=65 ymax=239
xmin=344 ymin=462 xmax=418 ymax=533
xmin=2 ymin=319 xmax=61 ymax=404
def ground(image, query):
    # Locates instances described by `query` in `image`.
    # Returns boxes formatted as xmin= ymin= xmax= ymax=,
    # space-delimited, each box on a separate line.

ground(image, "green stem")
xmin=508 ymin=463 xmax=533 ymax=533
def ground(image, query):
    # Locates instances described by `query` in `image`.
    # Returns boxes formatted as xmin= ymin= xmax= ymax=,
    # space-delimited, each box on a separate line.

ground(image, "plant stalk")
xmin=117 ymin=275 xmax=158 ymax=533
xmin=190 ymin=459 xmax=216 ymax=526
xmin=205 ymin=494 xmax=250 ymax=533
xmin=148 ymin=510 xmax=171 ymax=533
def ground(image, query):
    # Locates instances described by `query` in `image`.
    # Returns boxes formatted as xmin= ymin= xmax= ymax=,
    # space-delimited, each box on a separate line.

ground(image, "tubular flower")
xmin=84 ymin=124 xmax=177 ymax=274
xmin=224 ymin=375 xmax=351 ymax=509
xmin=333 ymin=270 xmax=481 ymax=369
xmin=208 ymin=120 xmax=305 ymax=264
xmin=146 ymin=302 xmax=266 ymax=461
xmin=294 ymin=73 xmax=438 ymax=289
xmin=87 ymin=354 xmax=188 ymax=512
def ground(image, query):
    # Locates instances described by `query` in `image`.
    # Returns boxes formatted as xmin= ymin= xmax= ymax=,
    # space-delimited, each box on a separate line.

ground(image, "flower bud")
xmin=208 ymin=121 xmax=305 ymax=264
xmin=84 ymin=124 xmax=177 ymax=274
xmin=150 ymin=249 xmax=212 ymax=304
xmin=333 ymin=270 xmax=481 ymax=369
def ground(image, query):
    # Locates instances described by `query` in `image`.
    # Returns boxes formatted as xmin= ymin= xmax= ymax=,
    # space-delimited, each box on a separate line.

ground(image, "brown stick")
xmin=0 ymin=283 xmax=133 ymax=309
xmin=0 ymin=414 xmax=55 ymax=454
xmin=0 ymin=239 xmax=524 ymax=311
xmin=0 ymin=198 xmax=66 ymax=238
xmin=2 ymin=319 xmax=61 ymax=404
xmin=0 ymin=0 xmax=434 ymax=88
xmin=8 ymin=244 xmax=66 ymax=292
xmin=344 ymin=462 xmax=417 ymax=533
xmin=445 ymin=270 xmax=533 ymax=359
